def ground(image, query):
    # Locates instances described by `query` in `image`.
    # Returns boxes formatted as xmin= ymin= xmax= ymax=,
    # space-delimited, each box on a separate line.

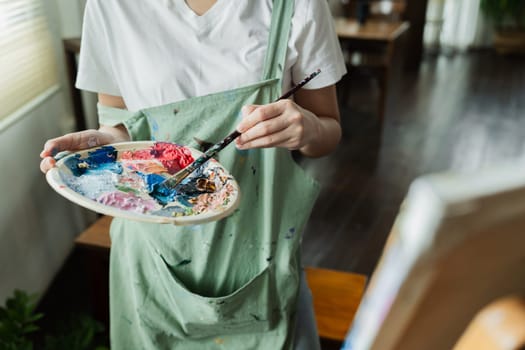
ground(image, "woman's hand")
xmin=39 ymin=125 xmax=130 ymax=173
xmin=235 ymin=85 xmax=342 ymax=158
xmin=41 ymin=94 xmax=129 ymax=174
xmin=235 ymin=99 xmax=319 ymax=151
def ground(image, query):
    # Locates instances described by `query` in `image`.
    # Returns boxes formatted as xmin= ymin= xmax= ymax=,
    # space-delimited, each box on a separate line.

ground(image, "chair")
xmin=305 ymin=267 xmax=367 ymax=341
xmin=454 ymin=296 xmax=525 ymax=350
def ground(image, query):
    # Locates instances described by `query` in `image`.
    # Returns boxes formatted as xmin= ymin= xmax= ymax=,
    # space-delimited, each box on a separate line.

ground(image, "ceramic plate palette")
xmin=46 ymin=141 xmax=240 ymax=225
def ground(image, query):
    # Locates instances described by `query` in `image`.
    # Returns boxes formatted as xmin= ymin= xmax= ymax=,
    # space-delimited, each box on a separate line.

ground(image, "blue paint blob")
xmin=285 ymin=227 xmax=296 ymax=239
xmin=88 ymin=146 xmax=118 ymax=164
xmin=151 ymin=119 xmax=159 ymax=132
xmin=175 ymin=195 xmax=194 ymax=207
xmin=149 ymin=184 xmax=178 ymax=206
xmin=89 ymin=162 xmax=123 ymax=175
xmin=140 ymin=173 xmax=167 ymax=193
xmin=64 ymin=155 xmax=84 ymax=176
xmin=152 ymin=206 xmax=186 ymax=217
xmin=149 ymin=166 xmax=208 ymax=205
xmin=65 ymin=146 xmax=120 ymax=176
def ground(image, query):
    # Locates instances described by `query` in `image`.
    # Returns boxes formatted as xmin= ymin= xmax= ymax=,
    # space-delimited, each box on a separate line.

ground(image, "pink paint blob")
xmin=121 ymin=142 xmax=194 ymax=174
xmin=97 ymin=191 xmax=158 ymax=213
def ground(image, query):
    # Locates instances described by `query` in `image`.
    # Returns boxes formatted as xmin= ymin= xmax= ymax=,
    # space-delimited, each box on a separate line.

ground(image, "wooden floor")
xmin=300 ymin=50 xmax=525 ymax=277
xmin=36 ymin=50 xmax=525 ymax=348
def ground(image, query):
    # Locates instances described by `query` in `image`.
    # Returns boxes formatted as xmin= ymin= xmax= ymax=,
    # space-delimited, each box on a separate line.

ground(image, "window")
xmin=0 ymin=0 xmax=58 ymax=120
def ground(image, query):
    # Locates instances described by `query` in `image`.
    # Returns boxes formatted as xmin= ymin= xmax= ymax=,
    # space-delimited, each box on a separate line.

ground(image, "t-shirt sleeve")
xmin=75 ymin=0 xmax=121 ymax=96
xmin=291 ymin=0 xmax=347 ymax=89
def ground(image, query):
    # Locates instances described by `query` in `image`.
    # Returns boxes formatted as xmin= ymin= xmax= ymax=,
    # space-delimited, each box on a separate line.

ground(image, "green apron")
xmin=98 ymin=1 xmax=320 ymax=348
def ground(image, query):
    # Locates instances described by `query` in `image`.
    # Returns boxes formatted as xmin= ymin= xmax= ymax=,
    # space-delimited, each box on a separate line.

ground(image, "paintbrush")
xmin=156 ymin=69 xmax=322 ymax=191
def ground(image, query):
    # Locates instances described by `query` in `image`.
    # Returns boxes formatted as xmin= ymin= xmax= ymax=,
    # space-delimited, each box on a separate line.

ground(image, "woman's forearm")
xmin=299 ymin=113 xmax=342 ymax=158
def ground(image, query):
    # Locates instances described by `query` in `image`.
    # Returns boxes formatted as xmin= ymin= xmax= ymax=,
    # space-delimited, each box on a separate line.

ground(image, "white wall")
xmin=55 ymin=0 xmax=83 ymax=38
xmin=0 ymin=90 xmax=92 ymax=304
xmin=0 ymin=0 xmax=95 ymax=304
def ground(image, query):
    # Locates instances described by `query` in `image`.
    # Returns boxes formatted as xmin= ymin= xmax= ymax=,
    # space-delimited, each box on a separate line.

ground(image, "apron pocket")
xmin=138 ymin=253 xmax=277 ymax=339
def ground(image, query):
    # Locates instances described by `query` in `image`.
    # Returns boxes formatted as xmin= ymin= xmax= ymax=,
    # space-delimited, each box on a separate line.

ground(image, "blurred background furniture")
xmin=305 ymin=267 xmax=367 ymax=341
xmin=454 ymin=296 xmax=525 ymax=350
xmin=63 ymin=38 xmax=85 ymax=131
xmin=342 ymin=163 xmax=525 ymax=350
xmin=335 ymin=1 xmax=410 ymax=124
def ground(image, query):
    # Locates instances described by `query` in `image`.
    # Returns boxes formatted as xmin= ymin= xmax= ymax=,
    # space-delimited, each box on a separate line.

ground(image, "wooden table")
xmin=334 ymin=18 xmax=410 ymax=122
xmin=335 ymin=18 xmax=410 ymax=42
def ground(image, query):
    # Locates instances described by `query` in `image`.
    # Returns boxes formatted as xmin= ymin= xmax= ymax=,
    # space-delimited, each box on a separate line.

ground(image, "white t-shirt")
xmin=76 ymin=0 xmax=346 ymax=111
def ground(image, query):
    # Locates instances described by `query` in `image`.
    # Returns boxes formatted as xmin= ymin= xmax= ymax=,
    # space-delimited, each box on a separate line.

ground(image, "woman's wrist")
xmin=99 ymin=124 xmax=131 ymax=143
xmin=299 ymin=115 xmax=341 ymax=158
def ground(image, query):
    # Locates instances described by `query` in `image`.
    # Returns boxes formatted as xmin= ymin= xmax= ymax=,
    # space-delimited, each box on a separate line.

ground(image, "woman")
xmin=41 ymin=0 xmax=346 ymax=348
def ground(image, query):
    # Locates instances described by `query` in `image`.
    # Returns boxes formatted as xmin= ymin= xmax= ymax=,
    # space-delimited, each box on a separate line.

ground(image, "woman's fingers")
xmin=40 ymin=133 xmax=77 ymax=158
xmin=41 ymin=130 xmax=107 ymax=157
xmin=240 ymin=104 xmax=259 ymax=119
xmin=39 ymin=129 xmax=116 ymax=174
xmin=236 ymin=102 xmax=285 ymax=133
xmin=236 ymin=113 xmax=289 ymax=145
xmin=236 ymin=100 xmax=310 ymax=150
xmin=236 ymin=126 xmax=297 ymax=149
xmin=40 ymin=157 xmax=56 ymax=174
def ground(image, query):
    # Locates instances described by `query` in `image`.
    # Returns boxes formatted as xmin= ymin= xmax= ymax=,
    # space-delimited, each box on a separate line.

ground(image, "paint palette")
xmin=46 ymin=141 xmax=240 ymax=225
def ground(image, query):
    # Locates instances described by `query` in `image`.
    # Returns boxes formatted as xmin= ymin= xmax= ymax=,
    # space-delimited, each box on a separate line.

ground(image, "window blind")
xmin=0 ymin=0 xmax=58 ymax=120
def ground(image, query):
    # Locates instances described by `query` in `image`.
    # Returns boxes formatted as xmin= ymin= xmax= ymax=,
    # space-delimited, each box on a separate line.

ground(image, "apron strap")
xmin=97 ymin=103 xmax=138 ymax=126
xmin=261 ymin=0 xmax=294 ymax=81
xmin=98 ymin=103 xmax=152 ymax=140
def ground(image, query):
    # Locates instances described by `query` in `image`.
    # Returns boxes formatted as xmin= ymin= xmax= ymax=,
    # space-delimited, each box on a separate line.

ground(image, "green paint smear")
xmin=115 ymin=185 xmax=139 ymax=195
